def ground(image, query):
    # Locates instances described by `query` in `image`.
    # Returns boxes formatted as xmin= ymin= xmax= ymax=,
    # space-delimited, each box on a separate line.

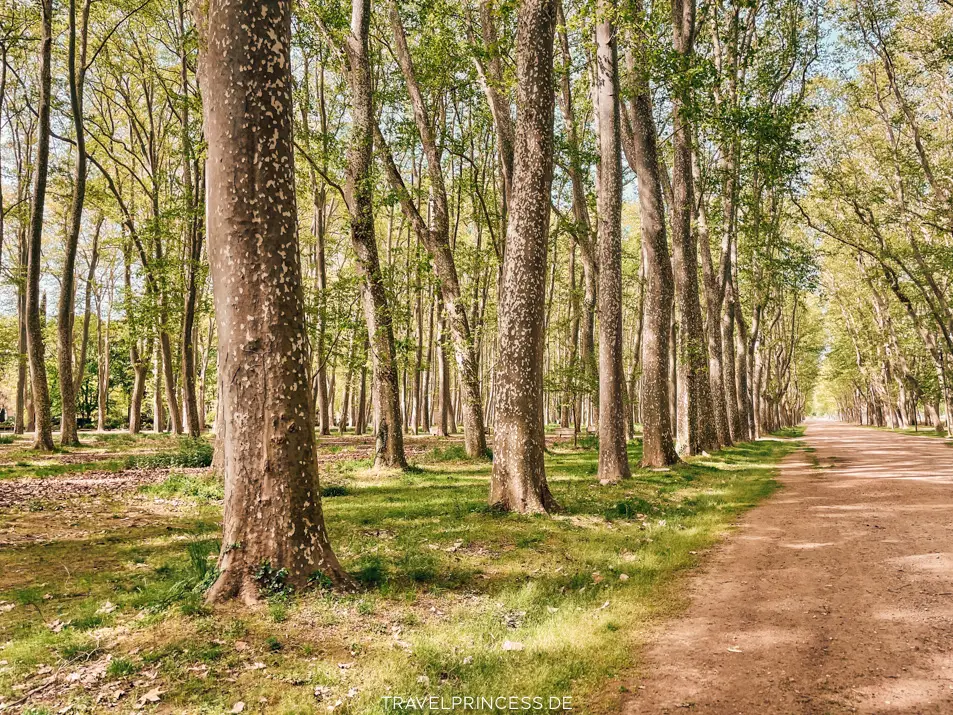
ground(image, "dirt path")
xmin=622 ymin=420 xmax=953 ymax=714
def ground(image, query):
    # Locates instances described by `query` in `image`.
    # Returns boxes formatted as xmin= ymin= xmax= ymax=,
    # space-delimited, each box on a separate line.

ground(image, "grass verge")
xmin=0 ymin=429 xmax=802 ymax=714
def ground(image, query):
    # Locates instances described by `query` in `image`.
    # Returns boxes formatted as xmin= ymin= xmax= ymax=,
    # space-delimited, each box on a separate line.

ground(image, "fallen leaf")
xmin=137 ymin=687 xmax=162 ymax=706
xmin=501 ymin=640 xmax=524 ymax=651
xmin=230 ymin=702 xmax=245 ymax=713
xmin=727 ymin=646 xmax=743 ymax=653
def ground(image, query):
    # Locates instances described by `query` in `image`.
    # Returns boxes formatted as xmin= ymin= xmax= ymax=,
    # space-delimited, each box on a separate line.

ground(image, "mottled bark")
xmin=670 ymin=0 xmax=716 ymax=454
xmin=344 ymin=0 xmax=406 ymax=469
xmin=620 ymin=21 xmax=678 ymax=466
xmin=594 ymin=1 xmax=630 ymax=483
xmin=693 ymin=158 xmax=731 ymax=447
xmin=556 ymin=1 xmax=598 ymax=419
xmin=489 ymin=0 xmax=560 ymax=513
xmin=722 ymin=280 xmax=743 ymax=440
xmin=26 ymin=0 xmax=55 ymax=451
xmin=196 ymin=0 xmax=351 ymax=601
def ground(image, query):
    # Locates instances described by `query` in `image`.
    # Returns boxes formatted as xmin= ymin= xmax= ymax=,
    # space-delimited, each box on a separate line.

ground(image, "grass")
xmin=867 ymin=423 xmax=951 ymax=439
xmin=0 ymin=428 xmax=803 ymax=714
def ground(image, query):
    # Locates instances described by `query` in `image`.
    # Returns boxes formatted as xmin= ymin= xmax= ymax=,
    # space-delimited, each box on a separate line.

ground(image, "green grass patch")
xmin=125 ymin=438 xmax=214 ymax=469
xmin=139 ymin=471 xmax=224 ymax=501
xmin=0 ymin=430 xmax=801 ymax=713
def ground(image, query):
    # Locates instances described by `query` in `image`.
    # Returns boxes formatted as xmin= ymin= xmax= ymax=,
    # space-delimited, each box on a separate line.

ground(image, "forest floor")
xmin=619 ymin=420 xmax=953 ymax=714
xmin=0 ymin=427 xmax=800 ymax=715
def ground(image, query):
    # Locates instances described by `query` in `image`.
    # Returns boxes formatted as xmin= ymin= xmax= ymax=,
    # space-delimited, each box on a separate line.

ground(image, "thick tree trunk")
xmin=620 ymin=20 xmax=678 ymax=467
xmin=26 ymin=0 xmax=55 ymax=451
xmin=489 ymin=0 xmax=559 ymax=514
xmin=344 ymin=0 xmax=406 ymax=469
xmin=196 ymin=0 xmax=352 ymax=601
xmin=594 ymin=1 xmax=630 ymax=483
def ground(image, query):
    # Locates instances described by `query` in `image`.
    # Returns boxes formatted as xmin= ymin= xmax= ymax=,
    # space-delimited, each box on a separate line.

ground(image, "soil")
xmin=622 ymin=420 xmax=953 ymax=714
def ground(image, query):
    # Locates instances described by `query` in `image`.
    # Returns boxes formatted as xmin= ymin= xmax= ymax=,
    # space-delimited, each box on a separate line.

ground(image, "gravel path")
xmin=623 ymin=420 xmax=953 ymax=714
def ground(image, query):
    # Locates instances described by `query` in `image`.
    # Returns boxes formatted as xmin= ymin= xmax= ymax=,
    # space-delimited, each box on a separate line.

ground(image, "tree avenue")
xmin=10 ymin=0 xmax=936 ymax=607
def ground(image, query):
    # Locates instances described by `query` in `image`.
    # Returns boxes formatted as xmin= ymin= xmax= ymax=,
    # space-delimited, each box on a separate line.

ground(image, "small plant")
xmin=354 ymin=555 xmax=387 ymax=586
xmin=0 ymin=435 xmax=15 ymax=445
xmin=266 ymin=635 xmax=283 ymax=652
xmin=140 ymin=472 xmax=223 ymax=501
xmin=321 ymin=484 xmax=348 ymax=497
xmin=127 ymin=437 xmax=214 ymax=469
xmin=255 ymin=561 xmax=292 ymax=598
xmin=106 ymin=657 xmax=138 ymax=678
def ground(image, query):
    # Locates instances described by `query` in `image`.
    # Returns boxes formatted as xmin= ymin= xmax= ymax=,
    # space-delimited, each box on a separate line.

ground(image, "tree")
xmin=670 ymin=0 xmax=717 ymax=454
xmin=489 ymin=0 xmax=560 ymax=513
xmin=594 ymin=0 xmax=630 ymax=482
xmin=621 ymin=2 xmax=678 ymax=466
xmin=336 ymin=0 xmax=407 ymax=470
xmin=195 ymin=0 xmax=352 ymax=601
xmin=378 ymin=1 xmax=488 ymax=458
xmin=57 ymin=0 xmax=92 ymax=447
xmin=25 ymin=0 xmax=54 ymax=452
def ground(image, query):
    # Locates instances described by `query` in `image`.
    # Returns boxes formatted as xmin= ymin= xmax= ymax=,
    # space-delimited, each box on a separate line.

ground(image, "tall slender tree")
xmin=594 ymin=0 xmax=630 ymax=483
xmin=25 ymin=0 xmax=55 ymax=452
xmin=670 ymin=0 xmax=717 ymax=454
xmin=621 ymin=8 xmax=678 ymax=466
xmin=343 ymin=0 xmax=406 ymax=469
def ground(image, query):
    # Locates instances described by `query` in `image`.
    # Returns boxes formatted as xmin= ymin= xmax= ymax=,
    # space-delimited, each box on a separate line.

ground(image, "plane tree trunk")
xmin=344 ymin=0 xmax=406 ymax=469
xmin=196 ymin=0 xmax=352 ymax=602
xmin=594 ymin=0 xmax=630 ymax=483
xmin=488 ymin=0 xmax=560 ymax=514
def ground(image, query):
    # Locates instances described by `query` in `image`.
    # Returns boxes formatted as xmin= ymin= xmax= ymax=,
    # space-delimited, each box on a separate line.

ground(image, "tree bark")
xmin=594 ymin=0 xmax=630 ymax=483
xmin=344 ymin=0 xmax=406 ymax=469
xmin=670 ymin=0 xmax=716 ymax=455
xmin=26 ymin=0 xmax=55 ymax=451
xmin=620 ymin=18 xmax=678 ymax=466
xmin=178 ymin=0 xmax=202 ymax=439
xmin=196 ymin=0 xmax=352 ymax=601
xmin=58 ymin=0 xmax=91 ymax=447
xmin=378 ymin=5 xmax=489 ymax=456
xmin=489 ymin=0 xmax=560 ymax=514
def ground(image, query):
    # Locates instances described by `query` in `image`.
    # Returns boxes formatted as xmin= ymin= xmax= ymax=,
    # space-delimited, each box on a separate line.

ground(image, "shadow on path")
xmin=621 ymin=420 xmax=953 ymax=714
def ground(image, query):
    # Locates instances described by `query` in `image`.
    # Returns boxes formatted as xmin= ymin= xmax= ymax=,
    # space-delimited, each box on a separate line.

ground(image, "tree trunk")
xmin=594 ymin=0 xmax=630 ymax=483
xmin=15 ymin=232 xmax=27 ymax=435
xmin=74 ymin=217 xmax=101 ymax=399
xmin=58 ymin=0 xmax=91 ymax=447
xmin=489 ymin=0 xmax=560 ymax=513
xmin=344 ymin=0 xmax=406 ymax=469
xmin=620 ymin=14 xmax=678 ymax=466
xmin=178 ymin=0 xmax=202 ymax=440
xmin=670 ymin=0 xmax=716 ymax=454
xmin=382 ymin=3 xmax=488 ymax=456
xmin=196 ymin=0 xmax=352 ymax=601
xmin=26 ymin=0 xmax=55 ymax=451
